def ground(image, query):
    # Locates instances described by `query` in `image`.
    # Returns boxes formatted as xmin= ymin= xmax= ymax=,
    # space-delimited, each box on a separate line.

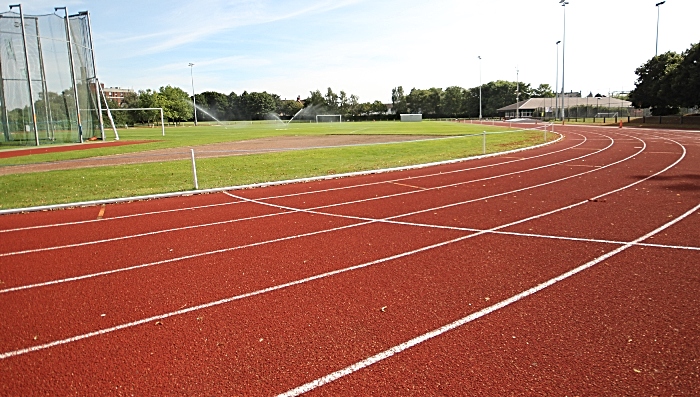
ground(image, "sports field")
xmin=0 ymin=122 xmax=698 ymax=395
xmin=0 ymin=121 xmax=542 ymax=209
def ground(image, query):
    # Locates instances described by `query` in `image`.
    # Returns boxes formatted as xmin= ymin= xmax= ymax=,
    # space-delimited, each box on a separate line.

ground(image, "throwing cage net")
xmin=0 ymin=7 xmax=106 ymax=146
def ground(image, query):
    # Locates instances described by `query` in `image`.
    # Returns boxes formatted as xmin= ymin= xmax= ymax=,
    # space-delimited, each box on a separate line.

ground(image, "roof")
xmin=498 ymin=97 xmax=632 ymax=112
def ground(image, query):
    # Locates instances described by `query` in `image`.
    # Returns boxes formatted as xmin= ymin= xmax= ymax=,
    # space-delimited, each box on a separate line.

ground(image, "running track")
xmin=0 ymin=125 xmax=698 ymax=395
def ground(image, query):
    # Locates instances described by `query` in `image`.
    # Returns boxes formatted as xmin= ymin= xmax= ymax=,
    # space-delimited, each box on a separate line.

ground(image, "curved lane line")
xmin=277 ymin=202 xmax=700 ymax=397
xmin=0 ymin=133 xmax=604 ymax=257
xmin=0 ymin=134 xmax=686 ymax=358
xmin=0 ymin=131 xmax=572 ymax=234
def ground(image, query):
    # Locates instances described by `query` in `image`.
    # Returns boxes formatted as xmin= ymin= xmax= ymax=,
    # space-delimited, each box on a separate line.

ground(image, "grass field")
xmin=0 ymin=121 xmax=553 ymax=210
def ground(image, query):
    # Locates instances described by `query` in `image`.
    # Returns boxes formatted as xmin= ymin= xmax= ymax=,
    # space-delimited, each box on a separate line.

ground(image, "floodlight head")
xmin=478 ymin=56 xmax=481 ymax=59
xmin=656 ymin=1 xmax=665 ymax=6
xmin=9 ymin=4 xmax=20 ymax=10
xmin=54 ymin=6 xmax=65 ymax=11
xmin=188 ymin=63 xmax=194 ymax=67
xmin=556 ymin=40 xmax=561 ymax=44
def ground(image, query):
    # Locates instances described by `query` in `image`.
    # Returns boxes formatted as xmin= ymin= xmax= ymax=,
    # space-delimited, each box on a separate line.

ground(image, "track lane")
xmin=0 ymin=126 xmax=696 ymax=392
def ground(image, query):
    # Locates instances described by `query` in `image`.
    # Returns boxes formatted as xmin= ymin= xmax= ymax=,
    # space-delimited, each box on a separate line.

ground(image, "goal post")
xmin=316 ymin=115 xmax=342 ymax=123
xmin=106 ymin=108 xmax=165 ymax=136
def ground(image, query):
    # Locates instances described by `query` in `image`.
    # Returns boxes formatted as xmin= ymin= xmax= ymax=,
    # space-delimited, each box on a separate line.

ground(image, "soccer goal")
xmin=594 ymin=112 xmax=618 ymax=119
xmin=400 ymin=114 xmax=422 ymax=122
xmin=316 ymin=115 xmax=342 ymax=123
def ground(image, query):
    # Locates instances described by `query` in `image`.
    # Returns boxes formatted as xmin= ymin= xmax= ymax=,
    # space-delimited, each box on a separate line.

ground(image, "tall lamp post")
xmin=655 ymin=1 xmax=665 ymax=56
xmin=555 ymin=40 xmax=561 ymax=120
xmin=560 ymin=0 xmax=569 ymax=121
xmin=478 ymin=56 xmax=482 ymax=120
xmin=188 ymin=63 xmax=197 ymax=126
xmin=515 ymin=67 xmax=520 ymax=119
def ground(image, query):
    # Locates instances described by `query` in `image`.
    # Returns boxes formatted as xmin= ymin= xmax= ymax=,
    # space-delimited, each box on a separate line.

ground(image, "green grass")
xmin=0 ymin=121 xmax=552 ymax=210
xmin=0 ymin=121 xmax=510 ymax=166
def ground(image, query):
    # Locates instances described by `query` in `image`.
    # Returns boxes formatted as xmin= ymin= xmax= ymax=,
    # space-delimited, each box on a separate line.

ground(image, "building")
xmin=102 ymin=86 xmax=134 ymax=106
xmin=498 ymin=96 xmax=633 ymax=119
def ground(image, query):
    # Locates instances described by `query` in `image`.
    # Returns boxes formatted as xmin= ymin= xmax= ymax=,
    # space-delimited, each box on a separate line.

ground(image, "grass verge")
xmin=0 ymin=127 xmax=552 ymax=210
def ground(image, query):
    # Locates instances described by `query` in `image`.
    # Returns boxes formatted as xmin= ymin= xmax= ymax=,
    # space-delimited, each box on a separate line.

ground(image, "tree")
xmin=154 ymin=85 xmax=193 ymax=123
xmin=442 ymin=86 xmax=466 ymax=116
xmin=324 ymin=87 xmax=339 ymax=112
xmin=195 ymin=91 xmax=228 ymax=121
xmin=240 ymin=91 xmax=277 ymax=119
xmin=669 ymin=42 xmax=700 ymax=108
xmin=532 ymin=84 xmax=555 ymax=98
xmin=391 ymin=86 xmax=407 ymax=114
xmin=629 ymin=51 xmax=683 ymax=115
xmin=304 ymin=90 xmax=325 ymax=108
xmin=370 ymin=100 xmax=387 ymax=114
xmin=279 ymin=99 xmax=303 ymax=117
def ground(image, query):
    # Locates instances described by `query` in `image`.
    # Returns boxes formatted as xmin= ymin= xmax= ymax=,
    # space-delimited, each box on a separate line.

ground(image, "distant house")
xmin=102 ymin=86 xmax=134 ymax=106
xmin=498 ymin=96 xmax=632 ymax=119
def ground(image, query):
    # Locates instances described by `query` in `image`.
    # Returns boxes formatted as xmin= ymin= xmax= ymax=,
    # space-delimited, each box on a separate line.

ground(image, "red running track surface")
xmin=0 ymin=140 xmax=156 ymax=159
xmin=0 ymin=125 xmax=699 ymax=396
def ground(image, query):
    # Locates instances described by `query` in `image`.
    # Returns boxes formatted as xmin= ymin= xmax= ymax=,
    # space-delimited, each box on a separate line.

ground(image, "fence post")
xmin=191 ymin=149 xmax=199 ymax=190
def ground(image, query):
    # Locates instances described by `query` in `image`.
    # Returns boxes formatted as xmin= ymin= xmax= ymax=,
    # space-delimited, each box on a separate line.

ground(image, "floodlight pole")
xmin=9 ymin=4 xmax=39 ymax=146
xmin=560 ymin=0 xmax=569 ymax=121
xmin=655 ymin=1 xmax=665 ymax=56
xmin=56 ymin=6 xmax=83 ymax=143
xmin=478 ymin=56 xmax=482 ymax=120
xmin=515 ymin=67 xmax=520 ymax=119
xmin=555 ymin=40 xmax=561 ymax=121
xmin=189 ymin=63 xmax=197 ymax=126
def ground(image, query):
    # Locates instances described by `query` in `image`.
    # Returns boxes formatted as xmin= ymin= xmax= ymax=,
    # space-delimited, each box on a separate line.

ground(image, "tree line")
xmin=107 ymin=81 xmax=556 ymax=125
xmin=629 ymin=42 xmax=699 ymax=116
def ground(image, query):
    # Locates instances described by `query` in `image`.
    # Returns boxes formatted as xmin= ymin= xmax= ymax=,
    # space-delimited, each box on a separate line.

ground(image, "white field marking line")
xmin=241 ymin=133 xmax=617 ymax=214
xmin=0 ymin=131 xmax=570 ymax=234
xmin=0 ymin=219 xmax=375 ymax=295
xmin=226 ymin=132 xmax=638 ymax=222
xmin=480 ymin=229 xmax=700 ymax=251
xmin=0 ymin=132 xmax=661 ymax=295
xmin=277 ymin=202 xmax=700 ymax=397
xmin=0 ymin=130 xmax=638 ymax=296
xmin=226 ymin=132 xmax=686 ymax=249
xmin=0 ymin=133 xmax=598 ymax=256
xmin=2 ymin=164 xmax=660 ymax=361
xmin=0 ymin=209 xmax=295 ymax=258
xmin=0 ymin=135 xmax=622 ymax=293
xmin=0 ymin=129 xmax=562 ymax=217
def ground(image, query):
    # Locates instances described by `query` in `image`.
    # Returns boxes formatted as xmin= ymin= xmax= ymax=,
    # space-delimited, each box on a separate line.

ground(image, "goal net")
xmin=316 ymin=115 xmax=342 ymax=123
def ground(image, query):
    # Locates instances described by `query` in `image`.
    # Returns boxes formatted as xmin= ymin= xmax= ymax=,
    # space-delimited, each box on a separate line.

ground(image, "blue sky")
xmin=12 ymin=0 xmax=700 ymax=103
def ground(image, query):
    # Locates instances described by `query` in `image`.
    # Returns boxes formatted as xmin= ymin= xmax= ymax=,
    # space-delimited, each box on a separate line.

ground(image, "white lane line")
xmin=0 ymin=134 xmax=603 ymax=256
xmin=0 ymin=131 xmax=674 ymax=296
xmin=5 ymin=176 xmax=682 ymax=360
xmin=0 ymin=131 xmax=575 ymax=233
xmin=277 ymin=202 xmax=700 ymax=397
xmin=0 ymin=133 xmax=648 ymax=292
xmin=0 ymin=220 xmax=374 ymax=295
xmin=0 ymin=130 xmax=562 ymax=217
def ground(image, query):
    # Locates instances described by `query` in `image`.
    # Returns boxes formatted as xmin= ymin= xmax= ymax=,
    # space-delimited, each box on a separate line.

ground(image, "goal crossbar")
xmin=106 ymin=108 xmax=165 ymax=136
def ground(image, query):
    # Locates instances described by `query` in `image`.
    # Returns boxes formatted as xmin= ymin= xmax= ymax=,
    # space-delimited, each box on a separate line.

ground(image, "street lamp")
xmin=478 ymin=56 xmax=482 ymax=120
xmin=655 ymin=1 xmax=665 ymax=56
xmin=555 ymin=40 xmax=561 ymax=120
xmin=560 ymin=0 xmax=569 ymax=121
xmin=188 ymin=63 xmax=197 ymax=126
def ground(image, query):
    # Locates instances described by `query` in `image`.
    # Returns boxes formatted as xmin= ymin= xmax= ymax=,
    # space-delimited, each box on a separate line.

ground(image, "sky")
xmin=10 ymin=0 xmax=700 ymax=103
